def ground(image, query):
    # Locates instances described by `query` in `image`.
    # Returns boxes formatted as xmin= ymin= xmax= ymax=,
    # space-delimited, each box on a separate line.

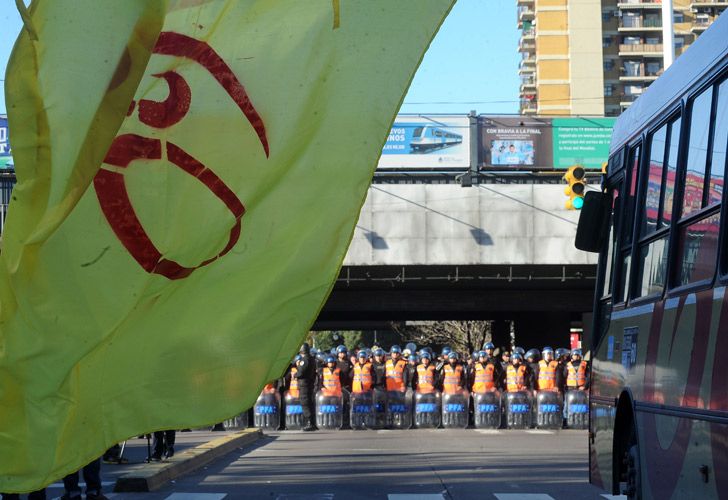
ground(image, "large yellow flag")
xmin=0 ymin=0 xmax=454 ymax=491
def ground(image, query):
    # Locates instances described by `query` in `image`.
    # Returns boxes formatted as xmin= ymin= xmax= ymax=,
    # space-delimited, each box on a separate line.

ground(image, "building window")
xmin=645 ymin=36 xmax=660 ymax=45
xmin=604 ymin=59 xmax=615 ymax=71
xmin=674 ymin=11 xmax=684 ymax=23
xmin=605 ymin=84 xmax=614 ymax=97
xmin=675 ymin=36 xmax=686 ymax=49
xmin=623 ymin=36 xmax=642 ymax=45
xmin=603 ymin=36 xmax=612 ymax=48
xmin=646 ymin=61 xmax=662 ymax=76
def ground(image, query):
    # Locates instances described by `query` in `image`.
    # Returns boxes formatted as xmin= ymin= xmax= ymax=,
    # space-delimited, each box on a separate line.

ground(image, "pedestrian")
xmin=149 ymin=430 xmax=176 ymax=460
xmin=60 ymin=458 xmax=108 ymax=500
xmin=294 ymin=343 xmax=318 ymax=431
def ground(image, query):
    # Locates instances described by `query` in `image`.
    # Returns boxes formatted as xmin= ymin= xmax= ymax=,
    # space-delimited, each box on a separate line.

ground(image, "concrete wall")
xmin=344 ymin=184 xmax=598 ymax=266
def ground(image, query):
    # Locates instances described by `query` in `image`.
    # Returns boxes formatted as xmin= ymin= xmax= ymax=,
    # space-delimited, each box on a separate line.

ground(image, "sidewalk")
xmin=94 ymin=429 xmax=262 ymax=492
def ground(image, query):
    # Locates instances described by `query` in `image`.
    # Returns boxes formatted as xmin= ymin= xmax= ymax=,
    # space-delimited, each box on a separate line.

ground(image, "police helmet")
xmin=420 ymin=351 xmax=432 ymax=360
xmin=514 ymin=346 xmax=525 ymax=356
xmin=511 ymin=352 xmax=523 ymax=361
xmin=337 ymin=345 xmax=347 ymax=354
xmin=390 ymin=345 xmax=402 ymax=354
xmin=299 ymin=342 xmax=311 ymax=354
xmin=405 ymin=342 xmax=417 ymax=353
xmin=294 ymin=354 xmax=302 ymax=362
xmin=448 ymin=351 xmax=459 ymax=360
xmin=402 ymin=348 xmax=412 ymax=358
xmin=542 ymin=346 xmax=554 ymax=355
xmin=525 ymin=349 xmax=540 ymax=361
xmin=408 ymin=354 xmax=419 ymax=362
xmin=374 ymin=348 xmax=385 ymax=357
xmin=310 ymin=347 xmax=319 ymax=356
xmin=571 ymin=348 xmax=583 ymax=357
xmin=325 ymin=355 xmax=335 ymax=364
xmin=441 ymin=346 xmax=452 ymax=356
xmin=478 ymin=350 xmax=487 ymax=358
xmin=357 ymin=350 xmax=367 ymax=359
xmin=483 ymin=342 xmax=495 ymax=350
xmin=330 ymin=348 xmax=337 ymax=355
xmin=555 ymin=348 xmax=569 ymax=359
xmin=421 ymin=347 xmax=433 ymax=356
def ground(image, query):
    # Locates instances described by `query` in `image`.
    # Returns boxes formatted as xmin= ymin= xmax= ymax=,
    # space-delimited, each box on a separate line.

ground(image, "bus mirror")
xmin=575 ymin=191 xmax=611 ymax=253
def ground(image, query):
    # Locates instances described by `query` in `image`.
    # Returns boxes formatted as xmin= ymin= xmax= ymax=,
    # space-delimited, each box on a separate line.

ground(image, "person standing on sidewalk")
xmin=60 ymin=458 xmax=108 ymax=500
xmin=150 ymin=430 xmax=176 ymax=460
xmin=294 ymin=343 xmax=317 ymax=431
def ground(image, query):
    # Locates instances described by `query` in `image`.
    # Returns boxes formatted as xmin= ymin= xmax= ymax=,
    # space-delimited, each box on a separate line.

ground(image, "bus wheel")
xmin=623 ymin=443 xmax=642 ymax=499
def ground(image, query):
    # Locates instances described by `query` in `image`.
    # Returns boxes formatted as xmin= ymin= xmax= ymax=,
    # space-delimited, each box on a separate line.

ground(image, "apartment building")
xmin=518 ymin=0 xmax=728 ymax=116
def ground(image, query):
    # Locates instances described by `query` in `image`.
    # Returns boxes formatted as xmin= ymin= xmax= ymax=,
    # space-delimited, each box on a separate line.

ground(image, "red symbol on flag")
xmin=94 ymin=32 xmax=269 ymax=280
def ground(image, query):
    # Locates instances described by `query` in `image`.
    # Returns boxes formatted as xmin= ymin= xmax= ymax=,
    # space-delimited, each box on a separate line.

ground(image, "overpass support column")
xmin=491 ymin=320 xmax=512 ymax=351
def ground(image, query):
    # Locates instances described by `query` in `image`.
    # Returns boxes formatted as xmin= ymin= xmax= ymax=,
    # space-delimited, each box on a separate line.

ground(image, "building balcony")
xmin=691 ymin=18 xmax=715 ymax=31
xmin=619 ymin=19 xmax=663 ymax=31
xmin=518 ymin=6 xmax=535 ymax=23
xmin=517 ymin=0 xmax=534 ymax=6
xmin=519 ymin=40 xmax=536 ymax=52
xmin=620 ymin=74 xmax=659 ymax=82
xmin=619 ymin=94 xmax=642 ymax=106
xmin=619 ymin=43 xmax=664 ymax=55
xmin=617 ymin=0 xmax=662 ymax=8
xmin=690 ymin=1 xmax=728 ymax=7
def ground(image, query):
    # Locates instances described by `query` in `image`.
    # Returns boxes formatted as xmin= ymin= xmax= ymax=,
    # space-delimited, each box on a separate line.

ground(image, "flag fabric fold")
xmin=0 ymin=0 xmax=454 ymax=491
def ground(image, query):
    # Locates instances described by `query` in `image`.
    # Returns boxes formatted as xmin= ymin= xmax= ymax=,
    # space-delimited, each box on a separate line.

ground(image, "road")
xmin=55 ymin=428 xmax=626 ymax=500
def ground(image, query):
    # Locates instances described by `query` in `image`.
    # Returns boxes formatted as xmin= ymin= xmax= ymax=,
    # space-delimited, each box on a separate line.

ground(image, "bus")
xmin=575 ymin=12 xmax=728 ymax=500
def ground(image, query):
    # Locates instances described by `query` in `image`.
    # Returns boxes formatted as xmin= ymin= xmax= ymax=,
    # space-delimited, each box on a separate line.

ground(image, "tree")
xmin=392 ymin=320 xmax=492 ymax=355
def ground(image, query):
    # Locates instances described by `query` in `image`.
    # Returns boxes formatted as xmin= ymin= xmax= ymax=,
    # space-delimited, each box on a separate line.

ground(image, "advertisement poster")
xmin=0 ymin=116 xmax=12 ymax=170
xmin=378 ymin=114 xmax=470 ymax=169
xmin=480 ymin=116 xmax=552 ymax=169
xmin=552 ymin=117 xmax=615 ymax=170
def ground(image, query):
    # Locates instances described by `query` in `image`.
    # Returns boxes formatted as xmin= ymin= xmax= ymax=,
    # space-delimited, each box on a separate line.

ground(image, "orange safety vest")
xmin=416 ymin=364 xmax=437 ymax=394
xmin=385 ymin=358 xmax=407 ymax=392
xmin=538 ymin=360 xmax=558 ymax=391
xmin=506 ymin=364 xmax=528 ymax=393
xmin=289 ymin=366 xmax=300 ymax=398
xmin=352 ymin=362 xmax=373 ymax=393
xmin=567 ymin=360 xmax=588 ymax=388
xmin=442 ymin=364 xmax=464 ymax=394
xmin=322 ymin=366 xmax=342 ymax=397
xmin=262 ymin=383 xmax=276 ymax=395
xmin=472 ymin=362 xmax=496 ymax=394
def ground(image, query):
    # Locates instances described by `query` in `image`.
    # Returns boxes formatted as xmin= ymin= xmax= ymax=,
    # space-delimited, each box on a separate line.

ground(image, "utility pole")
xmin=662 ymin=0 xmax=675 ymax=70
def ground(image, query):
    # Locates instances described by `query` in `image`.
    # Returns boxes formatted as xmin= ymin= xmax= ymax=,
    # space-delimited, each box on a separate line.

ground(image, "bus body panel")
xmin=591 ymin=287 xmax=728 ymax=497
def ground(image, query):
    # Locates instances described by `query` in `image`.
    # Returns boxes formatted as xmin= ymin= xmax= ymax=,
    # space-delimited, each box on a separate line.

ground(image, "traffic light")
xmin=563 ymin=165 xmax=586 ymax=210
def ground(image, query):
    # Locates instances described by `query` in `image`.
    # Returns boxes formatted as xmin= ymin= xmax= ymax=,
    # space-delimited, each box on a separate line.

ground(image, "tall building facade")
xmin=518 ymin=0 xmax=728 ymax=116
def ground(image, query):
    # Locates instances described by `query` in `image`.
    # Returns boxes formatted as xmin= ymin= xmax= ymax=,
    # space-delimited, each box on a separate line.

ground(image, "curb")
xmin=114 ymin=429 xmax=263 ymax=492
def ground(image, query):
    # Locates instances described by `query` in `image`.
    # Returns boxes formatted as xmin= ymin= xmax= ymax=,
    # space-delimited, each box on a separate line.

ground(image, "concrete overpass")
xmin=316 ymin=182 xmax=599 ymax=347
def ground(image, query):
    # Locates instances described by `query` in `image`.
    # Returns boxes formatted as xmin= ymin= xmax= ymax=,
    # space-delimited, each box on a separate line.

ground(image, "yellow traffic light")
xmin=563 ymin=165 xmax=586 ymax=210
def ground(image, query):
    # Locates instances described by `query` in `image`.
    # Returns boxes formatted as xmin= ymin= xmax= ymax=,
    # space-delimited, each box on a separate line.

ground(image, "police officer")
xmin=472 ymin=351 xmax=499 ymax=394
xmin=436 ymin=346 xmax=452 ymax=373
xmin=565 ymin=349 xmax=589 ymax=391
xmin=555 ymin=348 xmax=571 ymax=393
xmin=317 ymin=355 xmax=344 ymax=397
xmin=537 ymin=347 xmax=562 ymax=392
xmin=352 ymin=351 xmax=374 ymax=394
xmin=441 ymin=352 xmax=466 ymax=394
xmin=385 ymin=345 xmax=408 ymax=393
xmin=500 ymin=349 xmax=511 ymax=372
xmin=506 ymin=352 xmax=535 ymax=395
xmin=525 ymin=348 xmax=540 ymax=382
xmin=482 ymin=342 xmax=496 ymax=362
xmin=371 ymin=348 xmax=387 ymax=390
xmin=414 ymin=351 xmax=438 ymax=393
xmin=294 ymin=343 xmax=318 ymax=431
xmin=335 ymin=345 xmax=353 ymax=390
xmin=404 ymin=353 xmax=418 ymax=390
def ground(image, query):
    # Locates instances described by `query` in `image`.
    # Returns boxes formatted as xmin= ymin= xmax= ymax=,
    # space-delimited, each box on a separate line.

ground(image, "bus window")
xmin=681 ymin=87 xmax=713 ymax=217
xmin=601 ymin=187 xmax=621 ymax=298
xmin=673 ymin=82 xmax=725 ymax=288
xmin=622 ymin=145 xmax=641 ymax=245
xmin=676 ymin=212 xmax=721 ymax=286
xmin=636 ymin=237 xmax=669 ymax=297
xmin=661 ymin=117 xmax=682 ymax=229
xmin=708 ymin=79 xmax=728 ymax=206
xmin=640 ymin=124 xmax=667 ymax=237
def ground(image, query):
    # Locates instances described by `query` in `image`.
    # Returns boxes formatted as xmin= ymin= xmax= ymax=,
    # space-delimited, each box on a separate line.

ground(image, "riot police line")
xmin=251 ymin=342 xmax=590 ymax=432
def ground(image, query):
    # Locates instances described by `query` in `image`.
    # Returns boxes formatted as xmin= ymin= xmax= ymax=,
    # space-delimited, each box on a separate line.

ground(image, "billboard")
xmin=378 ymin=114 xmax=470 ymax=169
xmin=0 ymin=116 xmax=12 ymax=170
xmin=480 ymin=115 xmax=615 ymax=170
xmin=481 ymin=116 xmax=552 ymax=169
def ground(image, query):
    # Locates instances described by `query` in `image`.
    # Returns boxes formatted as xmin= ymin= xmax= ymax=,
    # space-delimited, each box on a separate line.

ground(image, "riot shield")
xmin=372 ymin=388 xmax=387 ymax=430
xmin=536 ymin=391 xmax=563 ymax=430
xmin=386 ymin=390 xmax=413 ymax=429
xmin=350 ymin=391 xmax=374 ymax=430
xmin=223 ymin=412 xmax=248 ymax=430
xmin=566 ymin=390 xmax=589 ymax=429
xmin=473 ymin=391 xmax=501 ymax=429
xmin=316 ymin=391 xmax=343 ymax=430
xmin=254 ymin=391 xmax=281 ymax=430
xmin=442 ymin=391 xmax=469 ymax=429
xmin=414 ymin=391 xmax=441 ymax=429
xmin=505 ymin=391 xmax=533 ymax=429
xmin=284 ymin=391 xmax=306 ymax=430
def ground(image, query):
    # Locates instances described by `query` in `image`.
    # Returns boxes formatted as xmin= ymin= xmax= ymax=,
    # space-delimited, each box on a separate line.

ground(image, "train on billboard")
xmin=378 ymin=115 xmax=470 ymax=169
xmin=377 ymin=114 xmax=615 ymax=171
xmin=0 ymin=116 xmax=12 ymax=170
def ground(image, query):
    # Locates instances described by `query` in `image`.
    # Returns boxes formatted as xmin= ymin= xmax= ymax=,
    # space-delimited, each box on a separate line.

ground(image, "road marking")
xmin=275 ymin=495 xmax=334 ymax=500
xmin=525 ymin=430 xmax=555 ymax=435
xmin=48 ymin=481 xmax=116 ymax=488
xmin=388 ymin=495 xmax=445 ymax=500
xmin=474 ymin=429 xmax=501 ymax=434
xmin=494 ymin=495 xmax=555 ymax=500
xmin=601 ymin=496 xmax=627 ymax=499
xmin=165 ymin=495 xmax=227 ymax=500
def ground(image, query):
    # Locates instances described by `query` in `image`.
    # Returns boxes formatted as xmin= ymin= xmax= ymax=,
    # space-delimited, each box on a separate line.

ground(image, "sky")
xmin=0 ymin=0 xmax=520 ymax=116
